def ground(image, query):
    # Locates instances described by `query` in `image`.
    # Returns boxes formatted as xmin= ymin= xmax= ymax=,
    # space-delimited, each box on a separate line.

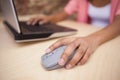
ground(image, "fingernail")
xmin=45 ymin=48 xmax=51 ymax=53
xmin=66 ymin=64 xmax=72 ymax=69
xmin=58 ymin=58 xmax=65 ymax=66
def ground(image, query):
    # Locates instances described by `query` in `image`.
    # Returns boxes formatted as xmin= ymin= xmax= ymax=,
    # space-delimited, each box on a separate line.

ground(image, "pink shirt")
xmin=64 ymin=0 xmax=120 ymax=23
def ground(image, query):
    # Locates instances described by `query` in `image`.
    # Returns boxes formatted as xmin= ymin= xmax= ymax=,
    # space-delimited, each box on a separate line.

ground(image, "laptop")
xmin=0 ymin=0 xmax=77 ymax=42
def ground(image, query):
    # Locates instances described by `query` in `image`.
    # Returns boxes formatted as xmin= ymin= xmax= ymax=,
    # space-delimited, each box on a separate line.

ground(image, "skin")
xmin=27 ymin=10 xmax=69 ymax=25
xmin=27 ymin=0 xmax=120 ymax=69
xmin=46 ymin=15 xmax=120 ymax=69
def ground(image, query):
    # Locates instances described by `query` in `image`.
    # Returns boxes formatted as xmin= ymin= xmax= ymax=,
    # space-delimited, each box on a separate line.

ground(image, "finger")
xmin=58 ymin=42 xmax=79 ymax=66
xmin=46 ymin=39 xmax=67 ymax=53
xmin=27 ymin=18 xmax=35 ymax=25
xmin=78 ymin=48 xmax=92 ymax=65
xmin=31 ymin=18 xmax=41 ymax=25
xmin=39 ymin=19 xmax=48 ymax=25
xmin=66 ymin=45 xmax=87 ymax=69
xmin=46 ymin=38 xmax=77 ymax=53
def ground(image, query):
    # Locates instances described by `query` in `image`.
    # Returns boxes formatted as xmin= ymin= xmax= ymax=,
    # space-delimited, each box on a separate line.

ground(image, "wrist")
xmin=87 ymin=34 xmax=105 ymax=46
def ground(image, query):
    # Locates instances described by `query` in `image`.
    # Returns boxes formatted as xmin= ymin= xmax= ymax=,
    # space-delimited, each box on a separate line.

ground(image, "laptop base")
xmin=4 ymin=21 xmax=77 ymax=42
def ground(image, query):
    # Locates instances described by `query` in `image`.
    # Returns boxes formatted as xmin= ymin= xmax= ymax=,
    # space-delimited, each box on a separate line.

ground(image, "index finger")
xmin=45 ymin=39 xmax=67 ymax=53
xmin=27 ymin=18 xmax=36 ymax=25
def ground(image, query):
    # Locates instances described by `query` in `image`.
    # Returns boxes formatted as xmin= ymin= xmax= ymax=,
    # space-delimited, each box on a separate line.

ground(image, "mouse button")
xmin=51 ymin=46 xmax=66 ymax=54
xmin=52 ymin=51 xmax=62 ymax=59
xmin=46 ymin=52 xmax=53 ymax=56
xmin=43 ymin=60 xmax=57 ymax=68
xmin=41 ymin=55 xmax=47 ymax=61
xmin=42 ymin=58 xmax=52 ymax=68
xmin=53 ymin=48 xmax=65 ymax=55
xmin=42 ymin=54 xmax=58 ymax=66
xmin=49 ymin=52 xmax=63 ymax=65
xmin=41 ymin=46 xmax=67 ymax=68
xmin=42 ymin=52 xmax=54 ymax=61
xmin=45 ymin=53 xmax=61 ymax=67
xmin=41 ymin=55 xmax=52 ymax=67
xmin=41 ymin=53 xmax=52 ymax=59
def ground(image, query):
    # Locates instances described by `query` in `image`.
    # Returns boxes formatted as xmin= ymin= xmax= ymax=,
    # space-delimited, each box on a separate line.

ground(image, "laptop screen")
xmin=1 ymin=0 xmax=21 ymax=33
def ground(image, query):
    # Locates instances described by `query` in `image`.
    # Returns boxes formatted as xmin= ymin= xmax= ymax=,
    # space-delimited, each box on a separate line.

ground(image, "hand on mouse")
xmin=46 ymin=36 xmax=100 ymax=69
xmin=27 ymin=15 xmax=53 ymax=25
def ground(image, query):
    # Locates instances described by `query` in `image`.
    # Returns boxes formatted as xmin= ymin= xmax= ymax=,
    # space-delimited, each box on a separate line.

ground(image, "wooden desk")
xmin=0 ymin=20 xmax=120 ymax=80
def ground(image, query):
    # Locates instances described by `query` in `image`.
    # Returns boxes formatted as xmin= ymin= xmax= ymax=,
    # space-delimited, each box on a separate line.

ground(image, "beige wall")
xmin=0 ymin=0 xmax=69 ymax=17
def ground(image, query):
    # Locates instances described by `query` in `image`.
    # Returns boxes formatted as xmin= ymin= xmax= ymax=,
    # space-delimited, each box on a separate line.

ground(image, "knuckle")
xmin=77 ymin=47 xmax=86 ymax=55
xmin=63 ymin=50 xmax=70 ymax=58
xmin=62 ymin=53 xmax=69 ymax=61
xmin=86 ymin=48 xmax=93 ymax=55
xmin=68 ymin=44 xmax=75 ymax=49
xmin=72 ymin=57 xmax=78 ymax=63
xmin=83 ymin=56 xmax=88 ymax=62
xmin=69 ymin=42 xmax=77 ymax=48
xmin=74 ymin=39 xmax=80 ymax=43
xmin=77 ymin=49 xmax=83 ymax=54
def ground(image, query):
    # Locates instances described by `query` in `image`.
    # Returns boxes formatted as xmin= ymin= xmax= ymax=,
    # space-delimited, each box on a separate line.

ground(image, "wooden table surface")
xmin=0 ymin=19 xmax=120 ymax=80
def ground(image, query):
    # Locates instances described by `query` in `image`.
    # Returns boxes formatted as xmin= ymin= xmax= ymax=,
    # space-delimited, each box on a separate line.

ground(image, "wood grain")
xmin=0 ymin=19 xmax=120 ymax=80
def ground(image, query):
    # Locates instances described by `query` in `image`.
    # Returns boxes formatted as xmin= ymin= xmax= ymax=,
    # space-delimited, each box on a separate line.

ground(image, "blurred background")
xmin=0 ymin=0 xmax=69 ymax=20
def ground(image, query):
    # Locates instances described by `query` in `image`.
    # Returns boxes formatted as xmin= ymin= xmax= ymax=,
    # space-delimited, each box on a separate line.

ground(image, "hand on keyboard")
xmin=27 ymin=16 xmax=52 ymax=26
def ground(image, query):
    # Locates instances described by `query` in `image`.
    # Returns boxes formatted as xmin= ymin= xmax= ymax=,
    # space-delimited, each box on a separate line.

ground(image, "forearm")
xmin=47 ymin=10 xmax=69 ymax=23
xmin=88 ymin=15 xmax=120 ymax=45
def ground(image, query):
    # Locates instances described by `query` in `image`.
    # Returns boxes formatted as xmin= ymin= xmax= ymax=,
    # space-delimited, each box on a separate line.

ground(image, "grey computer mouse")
xmin=41 ymin=46 xmax=76 ymax=70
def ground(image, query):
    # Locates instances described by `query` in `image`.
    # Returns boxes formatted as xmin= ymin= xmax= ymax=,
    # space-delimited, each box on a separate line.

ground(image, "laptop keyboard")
xmin=19 ymin=21 xmax=71 ymax=33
